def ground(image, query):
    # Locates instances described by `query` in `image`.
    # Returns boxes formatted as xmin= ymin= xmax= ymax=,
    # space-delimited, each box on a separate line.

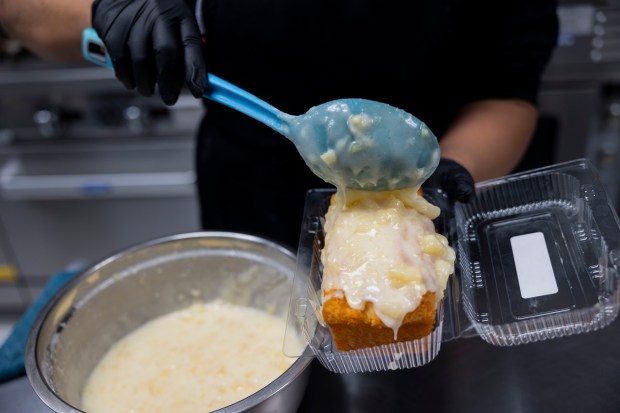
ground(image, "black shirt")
xmin=195 ymin=0 xmax=558 ymax=247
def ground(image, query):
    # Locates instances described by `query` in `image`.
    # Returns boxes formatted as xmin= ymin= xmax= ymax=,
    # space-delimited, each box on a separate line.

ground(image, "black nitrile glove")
xmin=92 ymin=0 xmax=208 ymax=105
xmin=424 ymin=158 xmax=475 ymax=203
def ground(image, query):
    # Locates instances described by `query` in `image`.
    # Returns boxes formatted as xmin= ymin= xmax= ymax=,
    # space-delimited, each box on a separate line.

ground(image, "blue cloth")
xmin=0 ymin=270 xmax=78 ymax=383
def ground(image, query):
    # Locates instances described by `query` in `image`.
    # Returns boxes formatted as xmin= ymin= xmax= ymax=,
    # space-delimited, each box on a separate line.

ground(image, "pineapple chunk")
xmin=388 ymin=266 xmax=422 ymax=288
xmin=409 ymin=198 xmax=440 ymax=219
xmin=349 ymin=140 xmax=368 ymax=153
xmin=434 ymin=259 xmax=454 ymax=286
xmin=376 ymin=300 xmax=404 ymax=320
xmin=420 ymin=234 xmax=447 ymax=256
xmin=348 ymin=113 xmax=374 ymax=133
xmin=320 ymin=149 xmax=337 ymax=165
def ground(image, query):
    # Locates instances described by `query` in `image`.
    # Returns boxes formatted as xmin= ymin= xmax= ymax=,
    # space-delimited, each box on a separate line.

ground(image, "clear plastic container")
xmin=285 ymin=159 xmax=620 ymax=373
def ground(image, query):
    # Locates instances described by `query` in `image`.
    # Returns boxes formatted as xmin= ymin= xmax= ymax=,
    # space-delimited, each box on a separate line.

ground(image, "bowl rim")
xmin=25 ymin=230 xmax=314 ymax=413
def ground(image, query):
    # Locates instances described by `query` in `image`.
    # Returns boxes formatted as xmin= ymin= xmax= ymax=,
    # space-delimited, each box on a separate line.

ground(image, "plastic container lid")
xmin=284 ymin=159 xmax=620 ymax=373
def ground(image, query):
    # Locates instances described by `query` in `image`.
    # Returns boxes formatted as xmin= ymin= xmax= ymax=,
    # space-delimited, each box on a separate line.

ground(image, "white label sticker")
xmin=510 ymin=232 xmax=558 ymax=299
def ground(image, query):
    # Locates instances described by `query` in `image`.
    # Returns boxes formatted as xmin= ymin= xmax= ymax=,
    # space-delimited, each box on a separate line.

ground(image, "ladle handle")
xmin=204 ymin=74 xmax=291 ymax=134
xmin=82 ymin=28 xmax=292 ymax=134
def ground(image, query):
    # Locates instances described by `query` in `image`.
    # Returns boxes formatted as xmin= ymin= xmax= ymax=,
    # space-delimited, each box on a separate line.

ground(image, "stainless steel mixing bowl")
xmin=25 ymin=232 xmax=313 ymax=413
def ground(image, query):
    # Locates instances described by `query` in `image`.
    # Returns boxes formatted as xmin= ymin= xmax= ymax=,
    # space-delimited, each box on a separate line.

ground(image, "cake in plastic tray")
xmin=285 ymin=159 xmax=620 ymax=373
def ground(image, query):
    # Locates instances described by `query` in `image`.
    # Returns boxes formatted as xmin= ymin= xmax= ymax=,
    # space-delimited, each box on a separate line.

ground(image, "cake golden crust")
xmin=322 ymin=290 xmax=436 ymax=351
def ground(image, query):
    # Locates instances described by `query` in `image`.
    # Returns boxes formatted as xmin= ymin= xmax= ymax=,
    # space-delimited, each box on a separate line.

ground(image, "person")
xmin=0 ymin=0 xmax=559 ymax=248
xmin=0 ymin=0 xmax=91 ymax=61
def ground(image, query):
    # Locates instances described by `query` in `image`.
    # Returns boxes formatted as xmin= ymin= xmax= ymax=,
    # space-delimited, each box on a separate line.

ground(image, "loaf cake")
xmin=320 ymin=188 xmax=455 ymax=351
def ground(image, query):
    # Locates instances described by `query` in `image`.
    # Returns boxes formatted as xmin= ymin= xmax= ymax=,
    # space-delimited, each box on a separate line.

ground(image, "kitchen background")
xmin=1 ymin=0 xmax=620 ymax=341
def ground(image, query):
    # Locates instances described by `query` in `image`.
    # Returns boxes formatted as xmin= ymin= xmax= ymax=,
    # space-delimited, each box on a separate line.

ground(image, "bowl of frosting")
xmin=25 ymin=232 xmax=312 ymax=413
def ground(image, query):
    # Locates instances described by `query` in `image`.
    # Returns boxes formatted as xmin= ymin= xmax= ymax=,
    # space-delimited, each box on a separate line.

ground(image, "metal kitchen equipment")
xmin=25 ymin=232 xmax=313 ymax=413
xmin=536 ymin=1 xmax=620 ymax=209
xmin=0 ymin=50 xmax=203 ymax=312
xmin=288 ymin=159 xmax=620 ymax=373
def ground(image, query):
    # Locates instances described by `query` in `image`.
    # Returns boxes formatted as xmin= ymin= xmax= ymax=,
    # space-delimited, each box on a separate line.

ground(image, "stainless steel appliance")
xmin=0 ymin=57 xmax=204 ymax=311
xmin=535 ymin=1 xmax=620 ymax=208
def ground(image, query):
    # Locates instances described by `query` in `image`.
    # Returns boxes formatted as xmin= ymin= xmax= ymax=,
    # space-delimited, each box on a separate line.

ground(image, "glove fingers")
xmin=440 ymin=165 xmax=474 ymax=203
xmin=423 ymin=158 xmax=475 ymax=204
xmin=179 ymin=16 xmax=208 ymax=98
xmin=92 ymin=1 xmax=137 ymax=90
xmin=101 ymin=32 xmax=135 ymax=90
xmin=455 ymin=176 xmax=475 ymax=202
xmin=153 ymin=20 xmax=183 ymax=105
xmin=445 ymin=180 xmax=474 ymax=203
xmin=127 ymin=28 xmax=156 ymax=97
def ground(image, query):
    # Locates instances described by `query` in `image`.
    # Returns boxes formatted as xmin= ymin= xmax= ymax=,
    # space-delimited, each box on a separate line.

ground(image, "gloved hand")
xmin=91 ymin=0 xmax=208 ymax=105
xmin=423 ymin=158 xmax=475 ymax=203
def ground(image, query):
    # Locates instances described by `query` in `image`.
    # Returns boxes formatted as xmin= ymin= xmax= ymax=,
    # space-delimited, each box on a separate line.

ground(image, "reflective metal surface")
xmin=0 ymin=58 xmax=203 ymax=307
xmin=538 ymin=2 xmax=620 ymax=209
xmin=24 ymin=232 xmax=313 ymax=413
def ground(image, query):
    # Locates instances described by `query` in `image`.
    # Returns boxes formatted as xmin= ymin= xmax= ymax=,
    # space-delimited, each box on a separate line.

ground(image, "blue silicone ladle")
xmin=83 ymin=28 xmax=439 ymax=191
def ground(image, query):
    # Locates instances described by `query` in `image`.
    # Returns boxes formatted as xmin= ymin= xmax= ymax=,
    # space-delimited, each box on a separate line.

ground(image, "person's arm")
xmin=428 ymin=0 xmax=557 ymax=196
xmin=439 ymin=98 xmax=538 ymax=182
xmin=0 ymin=0 xmax=92 ymax=61
xmin=0 ymin=0 xmax=208 ymax=105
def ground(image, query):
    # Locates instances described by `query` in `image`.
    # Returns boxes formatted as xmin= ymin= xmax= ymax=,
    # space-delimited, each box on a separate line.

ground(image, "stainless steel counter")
xmin=3 ymin=316 xmax=620 ymax=413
